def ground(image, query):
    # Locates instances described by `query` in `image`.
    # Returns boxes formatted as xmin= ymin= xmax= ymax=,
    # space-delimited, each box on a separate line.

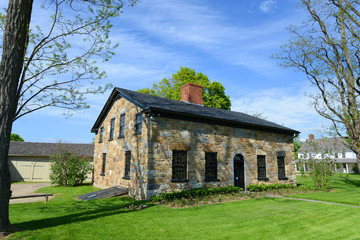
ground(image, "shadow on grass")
xmin=12 ymin=198 xmax=155 ymax=231
xmin=340 ymin=175 xmax=360 ymax=188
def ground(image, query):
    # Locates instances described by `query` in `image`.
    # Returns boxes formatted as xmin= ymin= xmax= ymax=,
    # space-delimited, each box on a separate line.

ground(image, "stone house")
xmin=91 ymin=83 xmax=299 ymax=200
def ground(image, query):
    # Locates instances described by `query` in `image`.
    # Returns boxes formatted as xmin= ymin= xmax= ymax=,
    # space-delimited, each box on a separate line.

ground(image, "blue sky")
xmin=7 ymin=0 xmax=330 ymax=143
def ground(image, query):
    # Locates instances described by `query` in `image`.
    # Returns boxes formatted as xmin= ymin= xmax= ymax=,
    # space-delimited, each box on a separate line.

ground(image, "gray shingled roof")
xmin=8 ymin=142 xmax=94 ymax=157
xmin=299 ymin=138 xmax=351 ymax=153
xmin=91 ymin=87 xmax=299 ymax=135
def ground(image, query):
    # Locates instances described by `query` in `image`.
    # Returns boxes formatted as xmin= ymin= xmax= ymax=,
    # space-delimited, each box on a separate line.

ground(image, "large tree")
xmin=0 ymin=0 xmax=135 ymax=234
xmin=274 ymin=0 xmax=360 ymax=172
xmin=138 ymin=67 xmax=231 ymax=110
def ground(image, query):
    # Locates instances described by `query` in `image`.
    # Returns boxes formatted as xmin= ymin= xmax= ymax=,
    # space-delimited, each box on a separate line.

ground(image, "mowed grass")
xmin=292 ymin=173 xmax=360 ymax=205
xmin=8 ymin=175 xmax=360 ymax=240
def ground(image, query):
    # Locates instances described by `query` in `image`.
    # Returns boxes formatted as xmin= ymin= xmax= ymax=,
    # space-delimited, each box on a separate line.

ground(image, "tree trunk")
xmin=0 ymin=0 xmax=33 ymax=234
xmin=356 ymin=152 xmax=360 ymax=174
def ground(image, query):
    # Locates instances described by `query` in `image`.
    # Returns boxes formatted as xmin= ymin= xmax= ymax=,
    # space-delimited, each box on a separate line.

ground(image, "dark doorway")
xmin=234 ymin=154 xmax=245 ymax=189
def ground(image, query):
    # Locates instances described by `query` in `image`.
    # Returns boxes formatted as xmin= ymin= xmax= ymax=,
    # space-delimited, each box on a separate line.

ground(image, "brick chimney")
xmin=309 ymin=134 xmax=314 ymax=140
xmin=180 ymin=83 xmax=204 ymax=105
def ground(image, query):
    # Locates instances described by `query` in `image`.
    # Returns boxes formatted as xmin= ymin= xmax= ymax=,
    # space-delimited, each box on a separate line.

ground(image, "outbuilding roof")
xmin=8 ymin=141 xmax=94 ymax=157
xmin=91 ymin=87 xmax=299 ymax=135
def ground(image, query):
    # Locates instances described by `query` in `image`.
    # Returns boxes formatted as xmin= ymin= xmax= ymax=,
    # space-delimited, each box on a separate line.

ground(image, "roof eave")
xmin=91 ymin=88 xmax=147 ymax=133
xmin=147 ymin=107 xmax=299 ymax=135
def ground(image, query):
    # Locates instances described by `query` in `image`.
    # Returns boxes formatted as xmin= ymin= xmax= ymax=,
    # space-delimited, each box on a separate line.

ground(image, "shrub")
xmin=352 ymin=165 xmax=359 ymax=174
xmin=308 ymin=158 xmax=334 ymax=189
xmin=50 ymin=151 xmax=92 ymax=186
xmin=150 ymin=185 xmax=242 ymax=202
xmin=299 ymin=139 xmax=336 ymax=189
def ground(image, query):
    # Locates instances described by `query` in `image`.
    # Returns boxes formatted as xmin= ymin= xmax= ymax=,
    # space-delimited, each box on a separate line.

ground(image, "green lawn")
xmin=8 ymin=174 xmax=360 ymax=240
xmin=293 ymin=173 xmax=360 ymax=205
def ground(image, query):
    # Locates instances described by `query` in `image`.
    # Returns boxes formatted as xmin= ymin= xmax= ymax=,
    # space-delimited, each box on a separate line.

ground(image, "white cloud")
xmin=116 ymin=0 xmax=303 ymax=75
xmin=230 ymin=84 xmax=332 ymax=137
xmin=259 ymin=0 xmax=277 ymax=13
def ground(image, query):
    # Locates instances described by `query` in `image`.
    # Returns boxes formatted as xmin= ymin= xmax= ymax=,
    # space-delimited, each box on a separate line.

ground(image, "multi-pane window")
xmin=124 ymin=151 xmax=131 ymax=179
xmin=135 ymin=114 xmax=143 ymax=134
xmin=257 ymin=155 xmax=267 ymax=180
xmin=101 ymin=153 xmax=106 ymax=176
xmin=119 ymin=113 xmax=125 ymax=138
xmin=172 ymin=151 xmax=187 ymax=181
xmin=99 ymin=127 xmax=104 ymax=143
xmin=205 ymin=152 xmax=218 ymax=181
xmin=109 ymin=118 xmax=115 ymax=140
xmin=277 ymin=156 xmax=286 ymax=179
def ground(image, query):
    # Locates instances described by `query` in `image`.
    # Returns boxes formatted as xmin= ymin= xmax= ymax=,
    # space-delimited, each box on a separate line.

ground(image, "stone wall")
xmin=146 ymin=116 xmax=296 ymax=198
xmin=93 ymin=96 xmax=150 ymax=200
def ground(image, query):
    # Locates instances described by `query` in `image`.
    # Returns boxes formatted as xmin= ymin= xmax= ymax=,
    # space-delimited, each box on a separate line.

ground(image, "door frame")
xmin=231 ymin=150 xmax=249 ymax=190
xmin=233 ymin=154 xmax=245 ymax=189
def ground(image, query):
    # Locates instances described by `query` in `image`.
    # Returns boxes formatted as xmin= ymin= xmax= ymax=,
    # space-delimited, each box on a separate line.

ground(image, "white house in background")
xmin=296 ymin=134 xmax=357 ymax=173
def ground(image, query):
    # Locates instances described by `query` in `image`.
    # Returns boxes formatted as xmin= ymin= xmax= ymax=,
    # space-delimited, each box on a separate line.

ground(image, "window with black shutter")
xmin=119 ymin=113 xmax=125 ymax=138
xmin=277 ymin=156 xmax=288 ymax=180
xmin=101 ymin=153 xmax=106 ymax=176
xmin=257 ymin=155 xmax=268 ymax=180
xmin=172 ymin=151 xmax=188 ymax=182
xmin=205 ymin=152 xmax=219 ymax=181
xmin=109 ymin=118 xmax=115 ymax=140
xmin=135 ymin=114 xmax=143 ymax=134
xmin=99 ymin=127 xmax=104 ymax=143
xmin=123 ymin=151 xmax=131 ymax=179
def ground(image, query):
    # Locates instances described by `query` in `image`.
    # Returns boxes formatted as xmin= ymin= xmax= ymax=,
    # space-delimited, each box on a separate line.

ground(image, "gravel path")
xmin=10 ymin=183 xmax=52 ymax=204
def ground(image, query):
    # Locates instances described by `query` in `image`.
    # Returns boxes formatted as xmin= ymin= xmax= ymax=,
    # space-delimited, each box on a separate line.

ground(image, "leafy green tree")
xmin=273 ymin=0 xmax=360 ymax=174
xmin=138 ymin=67 xmax=231 ymax=110
xmin=0 ymin=0 xmax=136 ymax=234
xmin=10 ymin=134 xmax=24 ymax=142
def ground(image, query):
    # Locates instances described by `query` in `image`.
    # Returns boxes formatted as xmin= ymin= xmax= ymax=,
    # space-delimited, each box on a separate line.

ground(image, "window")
xmin=135 ymin=114 xmax=143 ymax=134
xmin=99 ymin=127 xmax=104 ymax=143
xmin=123 ymin=151 xmax=131 ymax=179
xmin=119 ymin=113 xmax=125 ymax=138
xmin=257 ymin=155 xmax=268 ymax=180
xmin=205 ymin=152 xmax=218 ymax=181
xmin=277 ymin=156 xmax=287 ymax=180
xmin=172 ymin=151 xmax=188 ymax=182
xmin=109 ymin=118 xmax=115 ymax=140
xmin=101 ymin=153 xmax=106 ymax=176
